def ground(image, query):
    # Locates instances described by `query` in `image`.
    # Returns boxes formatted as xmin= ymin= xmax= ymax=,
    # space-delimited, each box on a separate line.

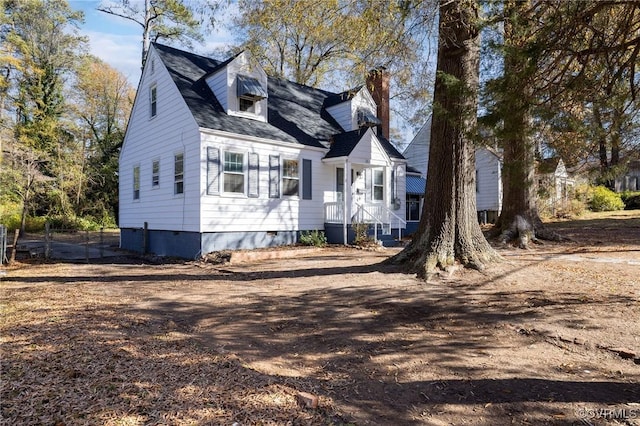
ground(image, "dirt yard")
xmin=1 ymin=211 xmax=639 ymax=425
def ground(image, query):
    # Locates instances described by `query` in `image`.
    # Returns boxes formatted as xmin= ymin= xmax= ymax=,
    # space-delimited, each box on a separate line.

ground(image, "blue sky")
xmin=69 ymin=1 xmax=235 ymax=86
xmin=68 ymin=1 xmax=419 ymax=143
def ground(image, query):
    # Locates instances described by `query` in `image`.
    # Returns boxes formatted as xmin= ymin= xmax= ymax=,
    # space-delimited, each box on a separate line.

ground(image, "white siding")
xmin=226 ymin=52 xmax=268 ymax=122
xmin=119 ymin=45 xmax=202 ymax=232
xmin=402 ymin=117 xmax=431 ymax=177
xmin=349 ymin=129 xmax=390 ymax=166
xmin=350 ymin=89 xmax=377 ymax=130
xmin=404 ymin=118 xmax=502 ymax=214
xmin=206 ymin=69 xmax=228 ymax=111
xmin=199 ymin=133 xmax=332 ymax=232
xmin=326 ymin=102 xmax=351 ymax=132
xmin=475 ymin=148 xmax=502 ymax=212
xmin=326 ymin=87 xmax=378 ymax=132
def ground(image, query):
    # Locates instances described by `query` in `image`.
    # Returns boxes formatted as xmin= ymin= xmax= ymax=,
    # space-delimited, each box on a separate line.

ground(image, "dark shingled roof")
xmin=153 ymin=43 xmax=343 ymax=149
xmin=324 ymin=128 xmax=404 ymax=160
xmin=152 ymin=43 xmax=404 ymax=161
xmin=323 ymin=86 xmax=363 ymax=109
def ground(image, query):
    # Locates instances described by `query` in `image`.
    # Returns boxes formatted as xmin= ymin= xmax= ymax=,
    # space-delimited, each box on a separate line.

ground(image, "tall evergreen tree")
xmin=391 ymin=0 xmax=499 ymax=277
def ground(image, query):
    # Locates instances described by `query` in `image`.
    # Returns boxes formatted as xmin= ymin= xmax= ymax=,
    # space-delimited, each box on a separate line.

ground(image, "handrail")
xmin=357 ymin=202 xmax=407 ymax=240
xmin=354 ymin=203 xmax=384 ymax=242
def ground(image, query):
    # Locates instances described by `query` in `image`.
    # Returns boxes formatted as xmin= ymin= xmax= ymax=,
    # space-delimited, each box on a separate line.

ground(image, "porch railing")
xmin=324 ymin=201 xmax=407 ymax=239
xmin=324 ymin=202 xmax=343 ymax=223
xmin=356 ymin=203 xmax=407 ymax=240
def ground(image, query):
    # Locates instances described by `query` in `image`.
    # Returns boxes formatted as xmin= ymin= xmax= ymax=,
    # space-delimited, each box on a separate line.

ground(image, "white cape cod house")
xmin=119 ymin=43 xmax=407 ymax=258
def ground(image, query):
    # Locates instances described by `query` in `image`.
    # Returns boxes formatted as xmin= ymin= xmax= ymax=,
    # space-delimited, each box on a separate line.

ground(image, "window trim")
xmin=150 ymin=85 xmax=157 ymax=118
xmin=406 ymin=194 xmax=421 ymax=222
xmin=133 ymin=165 xmax=140 ymax=200
xmin=222 ymin=150 xmax=246 ymax=195
xmin=174 ymin=153 xmax=184 ymax=195
xmin=372 ymin=169 xmax=384 ymax=201
xmin=282 ymin=158 xmax=300 ymax=197
xmin=151 ymin=159 xmax=160 ymax=188
xmin=238 ymin=96 xmax=256 ymax=113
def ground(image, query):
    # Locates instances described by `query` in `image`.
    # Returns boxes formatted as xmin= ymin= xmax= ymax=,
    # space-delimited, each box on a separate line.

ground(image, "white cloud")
xmin=84 ymin=30 xmax=142 ymax=86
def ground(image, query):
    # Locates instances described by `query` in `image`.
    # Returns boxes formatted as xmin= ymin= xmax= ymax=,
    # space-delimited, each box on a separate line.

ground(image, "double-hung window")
xmin=373 ymin=169 xmax=384 ymax=201
xmin=133 ymin=166 xmax=140 ymax=200
xmin=150 ymin=86 xmax=157 ymax=118
xmin=152 ymin=160 xmax=160 ymax=187
xmin=223 ymin=151 xmax=244 ymax=193
xmin=282 ymin=159 xmax=299 ymax=196
xmin=174 ymin=153 xmax=184 ymax=194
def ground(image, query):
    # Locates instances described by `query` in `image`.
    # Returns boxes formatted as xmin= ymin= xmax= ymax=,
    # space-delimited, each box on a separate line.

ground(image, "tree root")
xmin=499 ymin=214 xmax=566 ymax=249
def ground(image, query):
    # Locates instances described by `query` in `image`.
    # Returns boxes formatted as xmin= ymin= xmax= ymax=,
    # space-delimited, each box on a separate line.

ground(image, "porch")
xmin=320 ymin=127 xmax=407 ymax=245
xmin=323 ymin=201 xmax=406 ymax=246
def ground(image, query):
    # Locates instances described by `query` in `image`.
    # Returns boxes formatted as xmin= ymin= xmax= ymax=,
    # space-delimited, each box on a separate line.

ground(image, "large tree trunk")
xmin=495 ymin=0 xmax=561 ymax=247
xmin=495 ymin=109 xmax=547 ymax=247
xmin=390 ymin=0 xmax=499 ymax=278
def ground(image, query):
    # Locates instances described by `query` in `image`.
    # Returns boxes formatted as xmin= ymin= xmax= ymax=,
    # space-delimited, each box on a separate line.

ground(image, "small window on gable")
xmin=152 ymin=160 xmax=160 ymax=187
xmin=150 ymin=85 xmax=157 ymax=118
xmin=150 ymin=58 xmax=155 ymax=74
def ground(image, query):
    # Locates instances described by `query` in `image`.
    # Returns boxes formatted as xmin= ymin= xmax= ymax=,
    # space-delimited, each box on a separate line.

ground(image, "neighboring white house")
xmin=402 ymin=117 xmax=503 ymax=228
xmin=615 ymin=160 xmax=640 ymax=192
xmin=537 ymin=157 xmax=575 ymax=213
xmin=119 ymin=43 xmax=407 ymax=258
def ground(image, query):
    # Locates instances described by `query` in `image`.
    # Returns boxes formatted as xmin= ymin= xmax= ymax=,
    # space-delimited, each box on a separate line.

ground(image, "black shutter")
xmin=269 ymin=155 xmax=280 ymax=198
xmin=207 ymin=147 xmax=220 ymax=195
xmin=248 ymin=153 xmax=259 ymax=198
xmin=391 ymin=167 xmax=396 ymax=200
xmin=302 ymin=159 xmax=312 ymax=200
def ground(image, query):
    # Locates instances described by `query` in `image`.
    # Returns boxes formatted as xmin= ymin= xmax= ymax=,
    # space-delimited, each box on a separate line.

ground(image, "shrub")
xmin=352 ymin=222 xmax=374 ymax=246
xmin=46 ymin=215 xmax=104 ymax=231
xmin=554 ymin=199 xmax=587 ymax=219
xmin=621 ymin=191 xmax=640 ymax=210
xmin=299 ymin=229 xmax=327 ymax=247
xmin=588 ymin=185 xmax=625 ymax=212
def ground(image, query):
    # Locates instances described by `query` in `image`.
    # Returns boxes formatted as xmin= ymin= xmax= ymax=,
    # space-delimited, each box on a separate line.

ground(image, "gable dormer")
xmin=325 ymin=86 xmax=379 ymax=133
xmin=205 ymin=51 xmax=268 ymax=123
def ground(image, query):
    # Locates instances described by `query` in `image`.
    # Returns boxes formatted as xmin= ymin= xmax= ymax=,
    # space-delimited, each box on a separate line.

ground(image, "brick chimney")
xmin=366 ymin=67 xmax=390 ymax=140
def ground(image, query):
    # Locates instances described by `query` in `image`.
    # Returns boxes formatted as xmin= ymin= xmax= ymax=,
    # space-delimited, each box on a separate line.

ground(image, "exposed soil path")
xmin=1 ymin=212 xmax=639 ymax=425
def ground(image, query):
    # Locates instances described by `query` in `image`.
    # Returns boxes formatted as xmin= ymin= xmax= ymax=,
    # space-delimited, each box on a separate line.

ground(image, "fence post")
xmin=0 ymin=225 xmax=6 ymax=265
xmin=9 ymin=229 xmax=19 ymax=264
xmin=44 ymin=222 xmax=51 ymax=260
xmin=100 ymin=227 xmax=104 ymax=258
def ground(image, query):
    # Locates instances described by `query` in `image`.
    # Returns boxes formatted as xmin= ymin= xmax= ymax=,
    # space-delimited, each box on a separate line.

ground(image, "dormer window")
xmin=357 ymin=109 xmax=381 ymax=128
xmin=236 ymin=75 xmax=267 ymax=116
xmin=239 ymin=97 xmax=256 ymax=113
xmin=237 ymin=75 xmax=267 ymax=100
